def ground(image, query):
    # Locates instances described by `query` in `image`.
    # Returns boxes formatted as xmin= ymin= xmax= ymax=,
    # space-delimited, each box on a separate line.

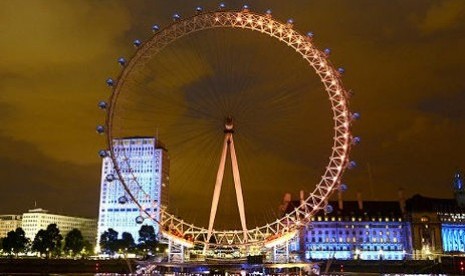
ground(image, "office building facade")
xmin=21 ymin=208 xmax=97 ymax=244
xmin=0 ymin=215 xmax=22 ymax=238
xmin=97 ymin=137 xmax=169 ymax=245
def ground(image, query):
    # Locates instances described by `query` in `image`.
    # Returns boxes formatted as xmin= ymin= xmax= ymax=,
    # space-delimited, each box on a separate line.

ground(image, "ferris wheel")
xmin=97 ymin=4 xmax=358 ymax=253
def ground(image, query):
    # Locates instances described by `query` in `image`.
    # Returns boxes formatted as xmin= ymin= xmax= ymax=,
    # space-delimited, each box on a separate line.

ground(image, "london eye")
xmin=97 ymin=4 xmax=357 ymax=254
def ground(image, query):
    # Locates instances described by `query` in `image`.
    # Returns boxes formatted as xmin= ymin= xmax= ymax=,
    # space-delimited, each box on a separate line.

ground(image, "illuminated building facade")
xmin=302 ymin=200 xmax=411 ymax=260
xmin=21 ymin=208 xmax=97 ymax=244
xmin=407 ymin=172 xmax=465 ymax=259
xmin=97 ymin=137 xmax=169 ymax=245
xmin=0 ymin=215 xmax=22 ymax=238
xmin=282 ymin=191 xmax=412 ymax=261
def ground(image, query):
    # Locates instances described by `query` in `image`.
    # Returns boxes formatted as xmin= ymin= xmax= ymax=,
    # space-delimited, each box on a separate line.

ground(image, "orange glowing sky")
xmin=0 ymin=1 xmax=465 ymax=226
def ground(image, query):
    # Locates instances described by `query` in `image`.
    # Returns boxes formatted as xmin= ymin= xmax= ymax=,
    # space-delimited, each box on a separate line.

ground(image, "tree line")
xmin=0 ymin=224 xmax=166 ymax=258
xmin=1 ymin=224 xmax=92 ymax=257
xmin=99 ymin=225 xmax=166 ymax=256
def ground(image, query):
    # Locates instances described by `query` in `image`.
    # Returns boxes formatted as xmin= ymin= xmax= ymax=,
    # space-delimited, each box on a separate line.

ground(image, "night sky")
xmin=1 ymin=1 xmax=465 ymax=229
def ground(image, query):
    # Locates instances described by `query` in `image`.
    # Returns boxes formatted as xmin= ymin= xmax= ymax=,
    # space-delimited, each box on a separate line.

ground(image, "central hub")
xmin=224 ymin=116 xmax=234 ymax=133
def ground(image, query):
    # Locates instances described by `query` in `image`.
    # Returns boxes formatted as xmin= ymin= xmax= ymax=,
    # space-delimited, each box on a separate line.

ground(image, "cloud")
xmin=417 ymin=0 xmax=465 ymax=34
xmin=0 ymin=0 xmax=464 ymax=226
xmin=0 ymin=1 xmax=131 ymax=71
xmin=0 ymin=134 xmax=99 ymax=217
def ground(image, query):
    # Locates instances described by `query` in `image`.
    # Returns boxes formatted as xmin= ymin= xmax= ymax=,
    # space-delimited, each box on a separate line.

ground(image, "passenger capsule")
xmin=339 ymin=183 xmax=348 ymax=192
xmin=152 ymin=24 xmax=160 ymax=32
xmin=118 ymin=196 xmax=128 ymax=204
xmin=117 ymin=57 xmax=126 ymax=66
xmin=348 ymin=161 xmax=357 ymax=170
xmin=173 ymin=13 xmax=181 ymax=21
xmin=352 ymin=112 xmax=361 ymax=121
xmin=106 ymin=78 xmax=114 ymax=87
xmin=338 ymin=67 xmax=345 ymax=74
xmin=324 ymin=48 xmax=331 ymax=56
xmin=195 ymin=6 xmax=203 ymax=13
xmin=135 ymin=216 xmax=144 ymax=224
xmin=325 ymin=205 xmax=333 ymax=214
xmin=242 ymin=4 xmax=249 ymax=11
xmin=98 ymin=101 xmax=107 ymax=110
xmin=219 ymin=3 xmax=226 ymax=9
xmin=266 ymin=9 xmax=272 ymax=15
xmin=98 ymin=150 xmax=108 ymax=158
xmin=352 ymin=136 xmax=361 ymax=145
xmin=287 ymin=18 xmax=294 ymax=25
xmin=106 ymin=174 xmax=115 ymax=182
xmin=96 ymin=125 xmax=105 ymax=134
xmin=133 ymin=39 xmax=141 ymax=47
xmin=307 ymin=32 xmax=314 ymax=38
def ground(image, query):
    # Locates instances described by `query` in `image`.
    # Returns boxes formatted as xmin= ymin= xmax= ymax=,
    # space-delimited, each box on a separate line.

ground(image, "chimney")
xmin=338 ymin=190 xmax=343 ymax=210
xmin=356 ymin=191 xmax=363 ymax=210
xmin=398 ymin=188 xmax=406 ymax=214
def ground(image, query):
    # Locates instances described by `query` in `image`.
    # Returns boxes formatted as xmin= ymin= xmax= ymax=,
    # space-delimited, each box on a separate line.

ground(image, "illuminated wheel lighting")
xmin=104 ymin=7 xmax=354 ymax=249
xmin=161 ymin=230 xmax=194 ymax=248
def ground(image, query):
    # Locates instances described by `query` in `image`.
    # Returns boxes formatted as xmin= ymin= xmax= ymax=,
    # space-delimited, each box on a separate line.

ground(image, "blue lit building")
xmin=407 ymin=171 xmax=465 ymax=259
xmin=97 ymin=137 xmax=169 ymax=247
xmin=297 ymin=198 xmax=411 ymax=261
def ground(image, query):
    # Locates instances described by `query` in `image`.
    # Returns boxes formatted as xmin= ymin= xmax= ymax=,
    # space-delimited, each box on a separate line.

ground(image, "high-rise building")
xmin=97 ymin=137 xmax=169 ymax=245
xmin=0 ymin=215 xmax=22 ymax=238
xmin=21 ymin=208 xmax=97 ymax=244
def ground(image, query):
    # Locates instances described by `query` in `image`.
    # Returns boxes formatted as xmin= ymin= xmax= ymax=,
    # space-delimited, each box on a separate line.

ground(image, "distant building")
xmin=0 ymin=215 xmax=22 ymax=238
xmin=97 ymin=137 xmax=169 ymax=246
xmin=21 ymin=208 xmax=97 ymax=244
xmin=283 ymin=191 xmax=412 ymax=261
xmin=406 ymin=171 xmax=465 ymax=259
xmin=280 ymin=171 xmax=465 ymax=261
xmin=307 ymin=195 xmax=409 ymax=260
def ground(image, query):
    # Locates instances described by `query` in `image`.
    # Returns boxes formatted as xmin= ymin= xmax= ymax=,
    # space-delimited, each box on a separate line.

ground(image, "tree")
xmin=119 ymin=232 xmax=135 ymax=253
xmin=64 ymin=228 xmax=84 ymax=256
xmin=31 ymin=229 xmax=48 ymax=256
xmin=82 ymin=239 xmax=94 ymax=256
xmin=46 ymin=224 xmax=63 ymax=257
xmin=138 ymin=225 xmax=159 ymax=254
xmin=138 ymin=225 xmax=157 ymax=244
xmin=99 ymin=228 xmax=119 ymax=255
xmin=31 ymin=224 xmax=63 ymax=257
xmin=2 ymin=228 xmax=29 ymax=256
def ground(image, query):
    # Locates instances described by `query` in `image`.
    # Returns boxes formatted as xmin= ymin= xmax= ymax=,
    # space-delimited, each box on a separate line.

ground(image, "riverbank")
xmin=0 ymin=258 xmax=460 ymax=274
xmin=0 ymin=258 xmax=135 ymax=274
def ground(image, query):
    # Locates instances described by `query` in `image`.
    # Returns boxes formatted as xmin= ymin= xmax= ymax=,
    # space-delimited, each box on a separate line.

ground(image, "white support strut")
xmin=207 ymin=117 xmax=248 ymax=243
xmin=207 ymin=134 xmax=229 ymax=242
xmin=229 ymin=134 xmax=248 ymax=239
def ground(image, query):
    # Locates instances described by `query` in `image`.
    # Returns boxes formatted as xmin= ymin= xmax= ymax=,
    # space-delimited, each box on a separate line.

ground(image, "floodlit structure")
xmin=100 ymin=5 xmax=355 ymax=256
xmin=282 ymin=191 xmax=411 ymax=261
xmin=97 ymin=137 xmax=169 ymax=245
xmin=21 ymin=208 xmax=97 ymax=244
xmin=407 ymin=171 xmax=465 ymax=259
xmin=0 ymin=215 xmax=22 ymax=238
xmin=304 ymin=201 xmax=410 ymax=260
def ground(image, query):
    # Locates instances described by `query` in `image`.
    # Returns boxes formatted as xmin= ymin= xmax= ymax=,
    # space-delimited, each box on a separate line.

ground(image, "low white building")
xmin=21 ymin=208 xmax=97 ymax=244
xmin=0 ymin=215 xmax=22 ymax=238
